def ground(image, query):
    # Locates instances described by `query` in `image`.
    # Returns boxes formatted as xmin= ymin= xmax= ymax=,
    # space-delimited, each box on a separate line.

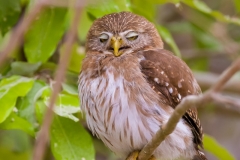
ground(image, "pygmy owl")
xmin=78 ymin=12 xmax=206 ymax=160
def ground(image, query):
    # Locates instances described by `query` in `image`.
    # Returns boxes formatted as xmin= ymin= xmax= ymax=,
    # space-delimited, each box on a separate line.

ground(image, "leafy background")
xmin=0 ymin=0 xmax=240 ymax=160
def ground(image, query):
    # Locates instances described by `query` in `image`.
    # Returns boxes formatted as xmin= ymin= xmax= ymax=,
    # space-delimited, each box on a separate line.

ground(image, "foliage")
xmin=24 ymin=7 xmax=68 ymax=63
xmin=203 ymin=134 xmax=235 ymax=160
xmin=0 ymin=0 xmax=239 ymax=159
xmin=0 ymin=0 xmax=21 ymax=36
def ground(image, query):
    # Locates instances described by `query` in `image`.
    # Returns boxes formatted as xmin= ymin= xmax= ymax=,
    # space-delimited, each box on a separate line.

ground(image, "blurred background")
xmin=0 ymin=0 xmax=239 ymax=160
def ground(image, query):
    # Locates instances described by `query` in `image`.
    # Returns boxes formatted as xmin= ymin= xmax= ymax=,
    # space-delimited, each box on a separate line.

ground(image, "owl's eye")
xmin=99 ymin=33 xmax=109 ymax=43
xmin=125 ymin=31 xmax=138 ymax=41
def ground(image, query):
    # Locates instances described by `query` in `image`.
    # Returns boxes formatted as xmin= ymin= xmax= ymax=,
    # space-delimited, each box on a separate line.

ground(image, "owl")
xmin=78 ymin=12 xmax=206 ymax=160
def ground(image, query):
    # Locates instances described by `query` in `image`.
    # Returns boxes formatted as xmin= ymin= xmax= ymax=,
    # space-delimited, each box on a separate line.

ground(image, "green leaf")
xmin=87 ymin=0 xmax=131 ymax=20
xmin=62 ymin=83 xmax=78 ymax=96
xmin=131 ymin=0 xmax=155 ymax=20
xmin=35 ymin=100 xmax=46 ymax=124
xmin=60 ymin=43 xmax=85 ymax=73
xmin=44 ymin=94 xmax=80 ymax=122
xmin=8 ymin=61 xmax=41 ymax=76
xmin=0 ymin=146 xmax=30 ymax=160
xmin=20 ymin=0 xmax=29 ymax=6
xmin=50 ymin=116 xmax=95 ymax=160
xmin=0 ymin=76 xmax=34 ymax=123
xmin=187 ymin=57 xmax=208 ymax=71
xmin=191 ymin=24 xmax=222 ymax=51
xmin=35 ymin=84 xmax=80 ymax=122
xmin=0 ymin=113 xmax=35 ymax=136
xmin=34 ymin=86 xmax=51 ymax=124
xmin=235 ymin=0 xmax=240 ymax=13
xmin=78 ymin=9 xmax=93 ymax=41
xmin=0 ymin=60 xmax=11 ymax=78
xmin=203 ymin=134 xmax=235 ymax=160
xmin=131 ymin=0 xmax=178 ymax=20
xmin=24 ymin=7 xmax=67 ymax=63
xmin=0 ymin=130 xmax=31 ymax=160
xmin=0 ymin=0 xmax=21 ymax=36
xmin=54 ymin=94 xmax=80 ymax=122
xmin=17 ymin=80 xmax=46 ymax=127
xmin=144 ymin=0 xmax=179 ymax=4
xmin=182 ymin=0 xmax=240 ymax=26
xmin=156 ymin=25 xmax=181 ymax=57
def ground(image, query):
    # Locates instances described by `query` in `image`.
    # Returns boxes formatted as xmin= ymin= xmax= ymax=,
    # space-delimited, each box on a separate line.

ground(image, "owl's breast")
xmin=79 ymin=64 xmax=195 ymax=159
xmin=79 ymin=64 xmax=165 ymax=154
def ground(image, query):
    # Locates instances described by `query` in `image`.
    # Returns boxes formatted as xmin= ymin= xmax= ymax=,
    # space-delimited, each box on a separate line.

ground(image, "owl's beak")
xmin=111 ymin=36 xmax=122 ymax=57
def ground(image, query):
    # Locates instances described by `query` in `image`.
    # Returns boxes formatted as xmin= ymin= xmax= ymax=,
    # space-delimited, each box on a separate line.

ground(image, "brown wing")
xmin=139 ymin=49 xmax=204 ymax=151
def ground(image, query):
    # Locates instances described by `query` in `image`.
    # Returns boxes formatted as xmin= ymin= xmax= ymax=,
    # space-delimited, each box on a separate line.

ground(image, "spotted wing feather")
xmin=139 ymin=49 xmax=205 ymax=159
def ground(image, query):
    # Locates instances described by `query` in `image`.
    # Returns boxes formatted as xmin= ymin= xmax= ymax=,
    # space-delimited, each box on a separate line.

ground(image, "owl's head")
xmin=86 ymin=12 xmax=163 ymax=57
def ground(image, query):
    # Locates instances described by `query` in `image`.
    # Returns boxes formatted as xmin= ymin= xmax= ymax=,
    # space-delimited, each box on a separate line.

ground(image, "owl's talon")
xmin=125 ymin=151 xmax=156 ymax=160
xmin=125 ymin=151 xmax=139 ymax=160
xmin=148 ymin=155 xmax=157 ymax=160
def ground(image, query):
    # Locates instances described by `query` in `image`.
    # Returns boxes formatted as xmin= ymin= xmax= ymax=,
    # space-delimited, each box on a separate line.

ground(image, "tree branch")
xmin=32 ymin=2 xmax=83 ymax=160
xmin=194 ymin=72 xmax=240 ymax=94
xmin=138 ymin=57 xmax=240 ymax=160
xmin=211 ymin=93 xmax=240 ymax=113
xmin=43 ymin=0 xmax=85 ymax=7
xmin=210 ymin=58 xmax=240 ymax=92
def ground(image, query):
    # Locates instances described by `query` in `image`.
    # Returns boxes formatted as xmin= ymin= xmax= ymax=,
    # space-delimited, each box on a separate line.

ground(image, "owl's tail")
xmin=193 ymin=150 xmax=207 ymax=160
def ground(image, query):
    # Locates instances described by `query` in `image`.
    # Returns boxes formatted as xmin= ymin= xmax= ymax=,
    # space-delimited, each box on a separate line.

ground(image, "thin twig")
xmin=211 ymin=93 xmax=240 ymax=113
xmin=210 ymin=58 xmax=240 ymax=92
xmin=0 ymin=1 xmax=46 ymax=66
xmin=32 ymin=2 xmax=83 ymax=160
xmin=194 ymin=72 xmax=240 ymax=94
xmin=43 ymin=0 xmax=80 ymax=7
xmin=138 ymin=57 xmax=240 ymax=160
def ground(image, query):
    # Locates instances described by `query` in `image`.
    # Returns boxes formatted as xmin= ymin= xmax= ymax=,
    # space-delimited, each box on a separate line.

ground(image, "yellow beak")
xmin=111 ymin=36 xmax=122 ymax=57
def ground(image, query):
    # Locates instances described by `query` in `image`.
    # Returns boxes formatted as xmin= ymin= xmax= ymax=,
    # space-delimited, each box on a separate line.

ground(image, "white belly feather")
xmin=79 ymin=67 xmax=196 ymax=160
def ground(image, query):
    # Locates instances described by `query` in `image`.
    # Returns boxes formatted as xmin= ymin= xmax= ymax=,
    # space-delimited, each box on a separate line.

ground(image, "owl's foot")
xmin=126 ymin=151 xmax=139 ymax=160
xmin=125 ymin=151 xmax=156 ymax=160
xmin=148 ymin=156 xmax=156 ymax=160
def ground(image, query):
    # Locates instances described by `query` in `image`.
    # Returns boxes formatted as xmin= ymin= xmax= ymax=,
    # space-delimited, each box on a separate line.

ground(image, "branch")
xmin=211 ymin=93 xmax=240 ymax=113
xmin=43 ymin=0 xmax=85 ymax=7
xmin=210 ymin=58 xmax=240 ymax=92
xmin=194 ymin=72 xmax=240 ymax=94
xmin=32 ymin=2 xmax=83 ymax=160
xmin=138 ymin=57 xmax=240 ymax=160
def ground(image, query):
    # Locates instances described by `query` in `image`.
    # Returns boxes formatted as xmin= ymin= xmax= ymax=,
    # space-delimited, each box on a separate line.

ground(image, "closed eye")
xmin=99 ymin=33 xmax=109 ymax=43
xmin=125 ymin=31 xmax=138 ymax=41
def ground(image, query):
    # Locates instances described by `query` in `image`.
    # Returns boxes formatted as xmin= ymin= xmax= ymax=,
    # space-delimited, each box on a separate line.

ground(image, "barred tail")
xmin=193 ymin=150 xmax=207 ymax=160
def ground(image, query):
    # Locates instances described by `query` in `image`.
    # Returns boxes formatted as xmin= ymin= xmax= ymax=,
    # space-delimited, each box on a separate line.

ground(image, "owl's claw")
xmin=126 ymin=151 xmax=139 ymax=160
xmin=148 ymin=156 xmax=157 ymax=160
xmin=125 ymin=151 xmax=156 ymax=160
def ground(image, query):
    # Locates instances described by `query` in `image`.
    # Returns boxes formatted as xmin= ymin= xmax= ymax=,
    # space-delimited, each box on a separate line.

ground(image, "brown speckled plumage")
xmin=79 ymin=11 xmax=207 ymax=160
xmin=139 ymin=49 xmax=205 ymax=159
